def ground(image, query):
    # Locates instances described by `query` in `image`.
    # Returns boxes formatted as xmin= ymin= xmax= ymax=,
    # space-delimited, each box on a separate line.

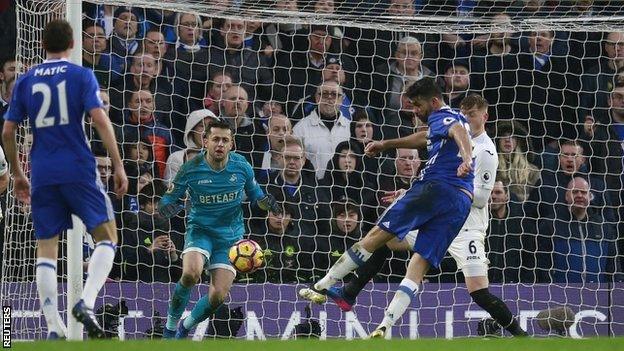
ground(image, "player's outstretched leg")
xmin=35 ymin=237 xmax=67 ymax=340
xmin=328 ymin=245 xmax=392 ymax=312
xmin=176 ymin=268 xmax=235 ymax=339
xmin=299 ymin=227 xmax=394 ymax=304
xmin=370 ymin=253 xmax=429 ymax=338
xmin=164 ymin=251 xmax=205 ymax=338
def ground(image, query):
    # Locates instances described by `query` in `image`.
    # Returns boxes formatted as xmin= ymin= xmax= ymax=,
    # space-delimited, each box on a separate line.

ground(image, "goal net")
xmin=2 ymin=0 xmax=624 ymax=340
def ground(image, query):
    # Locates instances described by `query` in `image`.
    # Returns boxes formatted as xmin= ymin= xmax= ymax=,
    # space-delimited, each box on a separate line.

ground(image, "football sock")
xmin=36 ymin=258 xmax=67 ymax=337
xmin=315 ymin=243 xmax=373 ymax=291
xmin=166 ymin=282 xmax=192 ymax=330
xmin=344 ymin=245 xmax=391 ymax=301
xmin=470 ymin=288 xmax=527 ymax=336
xmin=183 ymin=293 xmax=222 ymax=330
xmin=380 ymin=278 xmax=419 ymax=329
xmin=82 ymin=240 xmax=116 ymax=309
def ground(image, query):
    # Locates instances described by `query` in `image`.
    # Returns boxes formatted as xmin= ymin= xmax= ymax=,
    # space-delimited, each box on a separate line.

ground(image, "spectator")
xmin=274 ymin=24 xmax=355 ymax=118
xmin=249 ymin=204 xmax=316 ymax=283
xmin=119 ymin=182 xmax=180 ymax=282
xmin=536 ymin=177 xmax=618 ymax=283
xmin=372 ymin=148 xmax=420 ymax=222
xmin=109 ymin=6 xmax=141 ymax=59
xmin=164 ymin=109 xmax=219 ymax=184
xmin=203 ymin=72 xmax=233 ymax=117
xmin=442 ymin=60 xmax=471 ymax=109
xmin=580 ymin=32 xmax=624 ymax=132
xmin=349 ymin=109 xmax=384 ymax=186
xmin=262 ymin=0 xmax=303 ymax=53
xmin=291 ymin=54 xmax=355 ymax=121
xmin=95 ymin=154 xmax=114 ymax=193
xmin=265 ymin=136 xmax=331 ymax=237
xmin=109 ymin=52 xmax=173 ymax=127
xmin=365 ymin=36 xmax=436 ymax=113
xmin=219 ymin=84 xmax=263 ymax=163
xmin=82 ymin=20 xmax=120 ymax=87
xmin=0 ymin=55 xmax=16 ymax=110
xmin=321 ymin=140 xmax=374 ymax=205
xmin=0 ymin=75 xmax=14 ymax=122
xmin=487 ymin=180 xmax=529 ymax=283
xmin=516 ymin=30 xmax=580 ymax=149
xmin=142 ymin=28 xmax=172 ymax=80
xmin=380 ymin=83 xmax=427 ymax=140
xmin=525 ymin=140 xmax=610 ymax=221
xmin=174 ymin=12 xmax=207 ymax=53
xmin=119 ymin=89 xmax=172 ymax=179
xmin=85 ymin=89 xmax=111 ymax=156
xmin=293 ymin=81 xmax=351 ymax=179
xmin=254 ymin=113 xmax=293 ymax=182
xmin=243 ymin=18 xmax=273 ymax=59
xmin=495 ymin=121 xmax=540 ymax=202
xmin=315 ymin=199 xmax=363 ymax=275
xmin=209 ymin=19 xmax=273 ymax=103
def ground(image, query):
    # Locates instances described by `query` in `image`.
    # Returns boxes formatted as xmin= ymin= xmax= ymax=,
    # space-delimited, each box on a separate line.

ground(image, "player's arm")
xmin=472 ymin=149 xmax=498 ymax=209
xmin=90 ymin=107 xmax=128 ymax=198
xmin=0 ymin=145 xmax=10 ymax=194
xmin=244 ymin=162 xmax=282 ymax=214
xmin=158 ymin=168 xmax=189 ymax=218
xmin=364 ymin=131 xmax=428 ymax=157
xmin=448 ymin=123 xmax=473 ymax=177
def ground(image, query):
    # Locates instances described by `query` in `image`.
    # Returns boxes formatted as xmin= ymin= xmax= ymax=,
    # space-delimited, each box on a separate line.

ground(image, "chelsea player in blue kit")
xmin=158 ymin=120 xmax=280 ymax=339
xmin=2 ymin=20 xmax=128 ymax=339
xmin=299 ymin=77 xmax=474 ymax=337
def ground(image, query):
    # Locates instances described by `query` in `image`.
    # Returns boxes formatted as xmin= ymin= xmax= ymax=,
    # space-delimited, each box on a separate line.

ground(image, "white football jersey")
xmin=0 ymin=145 xmax=7 ymax=177
xmin=461 ymin=132 xmax=498 ymax=233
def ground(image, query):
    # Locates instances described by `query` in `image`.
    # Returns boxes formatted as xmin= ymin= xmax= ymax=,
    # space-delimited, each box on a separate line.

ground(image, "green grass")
xmin=8 ymin=338 xmax=624 ymax=351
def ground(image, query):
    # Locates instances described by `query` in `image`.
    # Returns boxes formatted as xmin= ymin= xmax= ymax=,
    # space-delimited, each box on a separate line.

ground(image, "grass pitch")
xmin=8 ymin=337 xmax=624 ymax=351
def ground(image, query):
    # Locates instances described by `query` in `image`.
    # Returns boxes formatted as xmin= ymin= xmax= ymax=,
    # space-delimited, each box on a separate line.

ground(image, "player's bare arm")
xmin=364 ymin=131 xmax=428 ymax=157
xmin=1 ymin=121 xmax=30 ymax=204
xmin=89 ymin=107 xmax=128 ymax=198
xmin=448 ymin=123 xmax=473 ymax=177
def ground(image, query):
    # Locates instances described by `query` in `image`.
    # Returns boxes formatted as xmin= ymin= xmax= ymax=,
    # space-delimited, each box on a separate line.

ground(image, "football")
xmin=228 ymin=239 xmax=264 ymax=274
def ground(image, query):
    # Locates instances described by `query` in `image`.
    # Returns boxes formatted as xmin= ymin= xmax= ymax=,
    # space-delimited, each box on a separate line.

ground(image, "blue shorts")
xmin=377 ymin=180 xmax=472 ymax=268
xmin=31 ymin=181 xmax=114 ymax=240
xmin=183 ymin=225 xmax=240 ymax=274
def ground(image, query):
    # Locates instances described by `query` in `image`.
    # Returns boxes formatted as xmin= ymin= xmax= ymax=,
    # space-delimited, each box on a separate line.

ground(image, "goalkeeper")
xmin=158 ymin=120 xmax=280 ymax=339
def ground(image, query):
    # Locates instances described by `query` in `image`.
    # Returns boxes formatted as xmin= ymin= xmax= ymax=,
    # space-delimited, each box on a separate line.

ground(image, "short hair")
xmin=278 ymin=135 xmax=304 ymax=153
xmin=405 ymin=77 xmax=443 ymax=101
xmin=460 ymin=94 xmax=489 ymax=111
xmin=43 ymin=20 xmax=73 ymax=53
xmin=204 ymin=120 xmax=233 ymax=137
xmin=398 ymin=36 xmax=421 ymax=46
xmin=82 ymin=19 xmax=104 ymax=34
xmin=560 ymin=140 xmax=585 ymax=153
xmin=0 ymin=54 xmax=15 ymax=72
xmin=352 ymin=108 xmax=371 ymax=123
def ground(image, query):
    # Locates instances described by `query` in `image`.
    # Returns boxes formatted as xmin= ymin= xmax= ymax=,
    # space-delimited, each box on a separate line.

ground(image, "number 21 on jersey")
xmin=32 ymin=80 xmax=69 ymax=128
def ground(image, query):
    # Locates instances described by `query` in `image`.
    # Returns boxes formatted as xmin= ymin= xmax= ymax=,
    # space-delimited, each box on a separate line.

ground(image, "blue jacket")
xmin=538 ymin=205 xmax=618 ymax=283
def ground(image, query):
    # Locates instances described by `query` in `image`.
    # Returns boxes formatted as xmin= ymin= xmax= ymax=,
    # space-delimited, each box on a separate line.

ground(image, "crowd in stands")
xmin=0 ymin=0 xmax=623 ymax=285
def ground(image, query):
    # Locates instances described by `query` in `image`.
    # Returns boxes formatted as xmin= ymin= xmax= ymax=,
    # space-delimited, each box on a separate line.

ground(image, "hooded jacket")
xmin=163 ymin=109 xmax=216 ymax=183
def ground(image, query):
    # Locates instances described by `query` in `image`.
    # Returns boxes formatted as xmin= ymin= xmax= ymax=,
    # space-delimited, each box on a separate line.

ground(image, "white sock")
xmin=380 ymin=278 xmax=419 ymax=329
xmin=315 ymin=244 xmax=373 ymax=291
xmin=36 ymin=258 xmax=67 ymax=337
xmin=82 ymin=240 xmax=116 ymax=309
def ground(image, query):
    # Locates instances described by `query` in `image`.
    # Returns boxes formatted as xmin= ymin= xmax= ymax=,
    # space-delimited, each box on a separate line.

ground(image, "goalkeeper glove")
xmin=158 ymin=200 xmax=185 ymax=219
xmin=256 ymin=194 xmax=282 ymax=214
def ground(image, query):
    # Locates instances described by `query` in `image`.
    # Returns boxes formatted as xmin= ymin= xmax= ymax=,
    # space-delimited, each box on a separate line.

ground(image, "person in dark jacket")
xmin=536 ymin=177 xmax=619 ymax=283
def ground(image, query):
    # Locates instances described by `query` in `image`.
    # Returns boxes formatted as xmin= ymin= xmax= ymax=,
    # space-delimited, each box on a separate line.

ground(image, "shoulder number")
xmin=32 ymin=80 xmax=69 ymax=128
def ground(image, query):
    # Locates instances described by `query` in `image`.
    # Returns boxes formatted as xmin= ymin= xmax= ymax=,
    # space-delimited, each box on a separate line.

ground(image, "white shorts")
xmin=404 ymin=229 xmax=489 ymax=277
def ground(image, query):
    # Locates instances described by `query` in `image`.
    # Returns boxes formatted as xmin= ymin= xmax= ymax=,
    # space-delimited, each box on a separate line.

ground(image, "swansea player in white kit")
xmin=326 ymin=95 xmax=528 ymax=337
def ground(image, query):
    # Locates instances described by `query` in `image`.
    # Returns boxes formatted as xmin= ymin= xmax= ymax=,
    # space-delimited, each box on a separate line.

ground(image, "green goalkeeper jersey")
xmin=159 ymin=151 xmax=265 ymax=241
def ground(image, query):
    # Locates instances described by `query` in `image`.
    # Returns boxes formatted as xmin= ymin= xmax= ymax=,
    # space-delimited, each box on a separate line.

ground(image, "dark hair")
xmin=204 ymin=120 xmax=233 ymax=137
xmin=0 ymin=54 xmax=15 ymax=73
xmin=43 ymin=20 xmax=73 ymax=53
xmin=460 ymin=94 xmax=489 ymax=111
xmin=332 ymin=198 xmax=360 ymax=218
xmin=405 ymin=77 xmax=443 ymax=101
xmin=82 ymin=19 xmax=104 ymax=35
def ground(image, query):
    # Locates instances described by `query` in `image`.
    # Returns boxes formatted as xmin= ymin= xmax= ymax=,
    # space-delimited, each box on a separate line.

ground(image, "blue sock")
xmin=166 ymin=282 xmax=192 ymax=330
xmin=183 ymin=295 xmax=222 ymax=330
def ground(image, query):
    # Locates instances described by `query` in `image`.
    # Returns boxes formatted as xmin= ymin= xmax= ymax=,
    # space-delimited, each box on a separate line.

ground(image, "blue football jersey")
xmin=5 ymin=59 xmax=103 ymax=188
xmin=418 ymin=106 xmax=474 ymax=193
